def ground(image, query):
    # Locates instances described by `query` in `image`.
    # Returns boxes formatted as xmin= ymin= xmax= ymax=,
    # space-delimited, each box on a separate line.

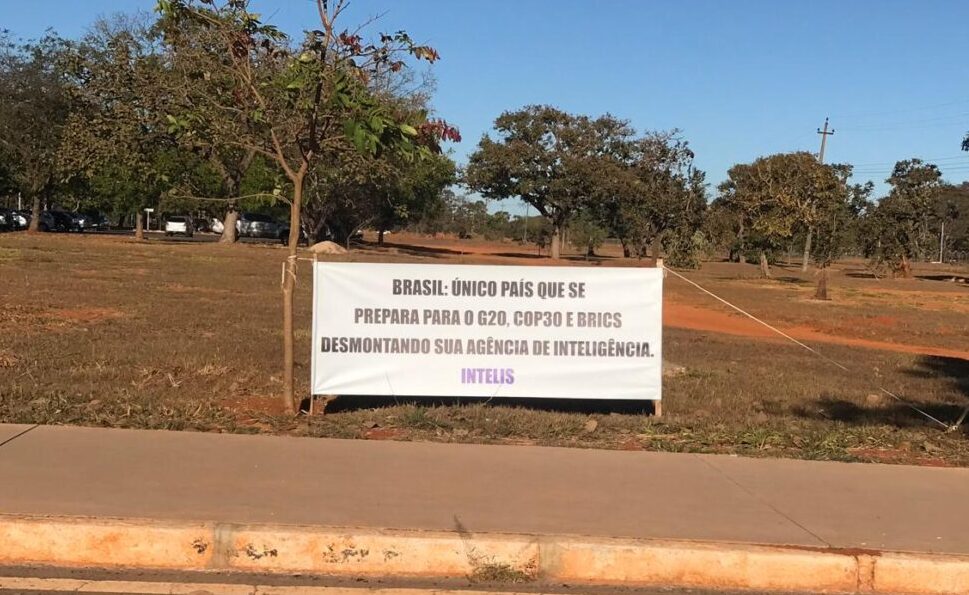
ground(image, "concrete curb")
xmin=0 ymin=515 xmax=967 ymax=594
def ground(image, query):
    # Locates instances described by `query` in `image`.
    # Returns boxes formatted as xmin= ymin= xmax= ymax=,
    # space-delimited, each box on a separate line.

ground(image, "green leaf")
xmin=369 ymin=114 xmax=386 ymax=133
xmin=399 ymin=124 xmax=418 ymax=137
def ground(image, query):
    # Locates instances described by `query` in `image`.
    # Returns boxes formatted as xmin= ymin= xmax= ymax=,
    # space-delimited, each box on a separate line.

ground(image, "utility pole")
xmin=802 ymin=117 xmax=836 ymax=272
xmin=938 ymin=220 xmax=945 ymax=263
xmin=817 ymin=117 xmax=834 ymax=163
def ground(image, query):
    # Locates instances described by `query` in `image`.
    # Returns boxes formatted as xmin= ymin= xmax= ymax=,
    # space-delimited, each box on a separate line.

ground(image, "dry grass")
xmin=1 ymin=231 xmax=967 ymax=466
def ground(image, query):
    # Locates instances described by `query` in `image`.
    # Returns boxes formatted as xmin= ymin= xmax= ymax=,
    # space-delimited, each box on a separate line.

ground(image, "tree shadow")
xmin=791 ymin=397 xmax=964 ymax=429
xmin=370 ymin=241 xmax=465 ymax=258
xmin=493 ymin=251 xmax=546 ymax=259
xmin=791 ymin=356 xmax=969 ymax=431
xmin=909 ymin=355 xmax=969 ymax=396
xmin=844 ymin=270 xmax=879 ymax=279
xmin=915 ymin=274 xmax=969 ymax=285
xmin=319 ymin=394 xmax=657 ymax=416
xmin=773 ymin=275 xmax=811 ymax=285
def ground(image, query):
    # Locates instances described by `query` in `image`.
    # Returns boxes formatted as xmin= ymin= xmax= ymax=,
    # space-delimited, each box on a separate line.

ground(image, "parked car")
xmin=237 ymin=212 xmax=281 ymax=239
xmin=38 ymin=210 xmax=74 ymax=232
xmin=210 ymin=218 xmax=225 ymax=234
xmin=73 ymin=211 xmax=110 ymax=232
xmin=164 ymin=215 xmax=194 ymax=237
xmin=277 ymin=222 xmax=309 ymax=245
xmin=194 ymin=217 xmax=211 ymax=233
xmin=0 ymin=209 xmax=27 ymax=231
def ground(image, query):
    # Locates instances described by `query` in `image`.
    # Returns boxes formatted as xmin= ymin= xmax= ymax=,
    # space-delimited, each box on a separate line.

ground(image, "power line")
xmin=838 ymin=111 xmax=969 ymax=131
xmin=831 ymin=98 xmax=969 ymax=119
xmin=849 ymin=155 xmax=968 ymax=167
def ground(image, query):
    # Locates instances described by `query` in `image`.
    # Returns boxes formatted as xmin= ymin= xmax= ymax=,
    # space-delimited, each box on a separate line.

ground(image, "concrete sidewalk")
xmin=1 ymin=423 xmax=968 ymax=593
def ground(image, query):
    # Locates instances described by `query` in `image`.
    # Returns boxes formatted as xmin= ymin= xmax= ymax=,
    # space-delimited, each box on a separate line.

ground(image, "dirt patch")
xmin=363 ymin=427 xmax=406 ymax=440
xmin=847 ymin=447 xmax=953 ymax=467
xmin=663 ymin=302 xmax=969 ymax=361
xmin=221 ymin=395 xmax=289 ymax=417
xmin=46 ymin=307 xmax=124 ymax=324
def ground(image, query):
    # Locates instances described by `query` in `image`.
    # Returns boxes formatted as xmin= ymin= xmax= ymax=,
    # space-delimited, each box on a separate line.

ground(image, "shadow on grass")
xmin=772 ymin=275 xmax=811 ymax=285
xmin=909 ymin=355 xmax=969 ymax=397
xmin=916 ymin=274 xmax=969 ymax=284
xmin=319 ymin=394 xmax=658 ymax=416
xmin=791 ymin=356 xmax=969 ymax=432
xmin=374 ymin=240 xmax=465 ymax=257
xmin=844 ymin=269 xmax=880 ymax=279
xmin=791 ymin=397 xmax=964 ymax=430
xmin=493 ymin=251 xmax=546 ymax=259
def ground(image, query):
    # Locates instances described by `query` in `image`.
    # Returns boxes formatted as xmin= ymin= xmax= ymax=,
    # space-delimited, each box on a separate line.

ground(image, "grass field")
xmin=1 ymin=231 xmax=967 ymax=466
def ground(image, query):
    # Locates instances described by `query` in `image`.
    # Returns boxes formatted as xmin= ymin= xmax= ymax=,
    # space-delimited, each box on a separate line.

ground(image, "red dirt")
xmin=46 ymin=307 xmax=124 ymax=323
xmin=847 ymin=447 xmax=953 ymax=467
xmin=663 ymin=302 xmax=969 ymax=361
xmin=363 ymin=427 xmax=405 ymax=440
xmin=221 ymin=395 xmax=289 ymax=417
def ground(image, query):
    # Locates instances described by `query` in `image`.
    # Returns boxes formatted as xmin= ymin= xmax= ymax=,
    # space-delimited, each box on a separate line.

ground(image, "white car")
xmin=164 ymin=215 xmax=194 ymax=237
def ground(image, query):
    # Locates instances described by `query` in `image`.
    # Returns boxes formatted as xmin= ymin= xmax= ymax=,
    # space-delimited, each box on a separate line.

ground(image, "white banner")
xmin=311 ymin=262 xmax=662 ymax=400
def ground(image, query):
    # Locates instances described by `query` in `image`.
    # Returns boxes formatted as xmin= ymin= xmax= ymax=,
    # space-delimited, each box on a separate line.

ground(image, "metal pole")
xmin=939 ymin=221 xmax=945 ymax=263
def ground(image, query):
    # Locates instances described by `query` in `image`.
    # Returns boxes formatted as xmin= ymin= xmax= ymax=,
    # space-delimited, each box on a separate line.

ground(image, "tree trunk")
xmin=737 ymin=221 xmax=746 ymax=263
xmin=550 ymin=224 xmax=562 ymax=259
xmin=801 ymin=228 xmax=813 ymax=272
xmin=650 ymin=235 xmax=662 ymax=259
xmin=620 ymin=238 xmax=630 ymax=258
xmin=586 ymin=242 xmax=595 ymax=258
xmin=135 ymin=211 xmax=145 ymax=240
xmin=759 ymin=250 xmax=771 ymax=278
xmin=378 ymin=229 xmax=385 ymax=246
xmin=814 ymin=265 xmax=829 ymax=300
xmin=219 ymin=207 xmax=238 ymax=243
xmin=897 ymin=255 xmax=912 ymax=279
xmin=281 ymin=170 xmax=305 ymax=415
xmin=28 ymin=196 xmax=41 ymax=232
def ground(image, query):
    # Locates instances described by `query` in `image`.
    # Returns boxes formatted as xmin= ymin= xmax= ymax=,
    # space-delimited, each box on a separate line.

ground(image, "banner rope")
xmin=664 ymin=266 xmax=953 ymax=431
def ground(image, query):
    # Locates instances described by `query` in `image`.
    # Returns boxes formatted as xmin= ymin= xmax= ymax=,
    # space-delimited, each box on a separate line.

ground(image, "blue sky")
xmin=6 ymin=0 xmax=969 ymax=205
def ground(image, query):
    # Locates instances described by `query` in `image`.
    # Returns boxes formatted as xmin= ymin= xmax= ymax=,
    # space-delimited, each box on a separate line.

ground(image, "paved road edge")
xmin=0 ymin=515 xmax=965 ymax=594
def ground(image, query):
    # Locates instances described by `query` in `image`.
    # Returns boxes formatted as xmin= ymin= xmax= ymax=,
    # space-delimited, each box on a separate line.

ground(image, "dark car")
xmin=237 ymin=213 xmax=281 ymax=239
xmin=38 ymin=210 xmax=74 ymax=232
xmin=73 ymin=211 xmax=110 ymax=232
xmin=15 ymin=210 xmax=32 ymax=227
xmin=277 ymin=221 xmax=310 ymax=245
